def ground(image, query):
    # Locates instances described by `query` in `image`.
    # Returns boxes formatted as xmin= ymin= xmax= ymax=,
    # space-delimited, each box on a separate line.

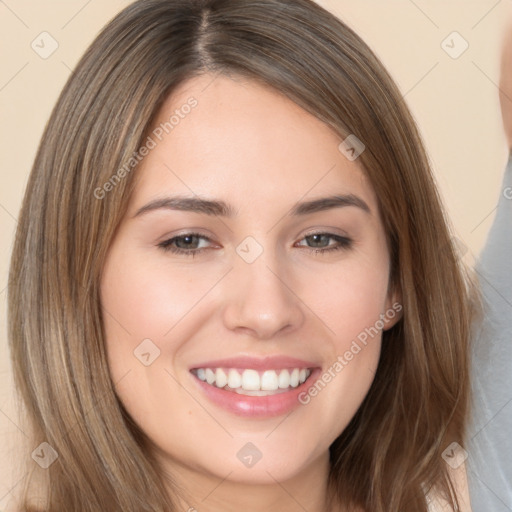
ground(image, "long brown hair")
xmin=8 ymin=0 xmax=476 ymax=510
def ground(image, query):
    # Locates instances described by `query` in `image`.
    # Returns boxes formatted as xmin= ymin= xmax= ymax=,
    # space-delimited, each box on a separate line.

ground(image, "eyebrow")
xmin=132 ymin=193 xmax=371 ymax=218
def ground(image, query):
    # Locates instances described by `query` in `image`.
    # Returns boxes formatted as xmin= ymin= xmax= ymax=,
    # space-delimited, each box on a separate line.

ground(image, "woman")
xmin=7 ymin=0 xmax=476 ymax=510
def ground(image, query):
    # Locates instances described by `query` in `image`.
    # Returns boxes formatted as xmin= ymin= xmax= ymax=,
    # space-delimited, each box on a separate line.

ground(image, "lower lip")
xmin=191 ymin=369 xmax=321 ymax=418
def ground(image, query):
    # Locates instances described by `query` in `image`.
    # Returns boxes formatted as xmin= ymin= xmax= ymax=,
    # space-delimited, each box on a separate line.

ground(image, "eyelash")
xmin=157 ymin=232 xmax=353 ymax=257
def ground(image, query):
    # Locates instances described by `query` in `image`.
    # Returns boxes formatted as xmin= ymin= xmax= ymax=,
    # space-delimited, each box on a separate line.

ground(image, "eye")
xmin=157 ymin=233 xmax=213 ymax=256
xmin=157 ymin=231 xmax=353 ymax=257
xmin=296 ymin=232 xmax=353 ymax=254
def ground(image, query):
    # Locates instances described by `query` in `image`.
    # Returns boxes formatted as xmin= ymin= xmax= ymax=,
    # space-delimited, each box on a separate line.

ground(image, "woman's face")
xmin=100 ymin=74 xmax=400 ymax=487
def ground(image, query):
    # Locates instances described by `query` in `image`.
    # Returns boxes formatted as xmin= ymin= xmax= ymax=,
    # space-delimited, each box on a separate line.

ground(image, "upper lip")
xmin=189 ymin=355 xmax=320 ymax=371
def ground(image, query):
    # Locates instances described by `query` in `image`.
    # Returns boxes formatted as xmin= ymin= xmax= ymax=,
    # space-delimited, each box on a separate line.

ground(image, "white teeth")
xmin=261 ymin=370 xmax=279 ymax=391
xmin=234 ymin=388 xmax=283 ymax=396
xmin=194 ymin=367 xmax=312 ymax=393
xmin=205 ymin=368 xmax=215 ymax=385
xmin=290 ymin=368 xmax=299 ymax=387
xmin=278 ymin=369 xmax=290 ymax=389
xmin=215 ymin=368 xmax=228 ymax=388
xmin=227 ymin=368 xmax=242 ymax=388
xmin=241 ymin=369 xmax=260 ymax=390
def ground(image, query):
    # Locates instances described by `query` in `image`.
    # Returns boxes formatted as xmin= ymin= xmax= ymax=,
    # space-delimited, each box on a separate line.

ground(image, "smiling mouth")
xmin=191 ymin=367 xmax=313 ymax=396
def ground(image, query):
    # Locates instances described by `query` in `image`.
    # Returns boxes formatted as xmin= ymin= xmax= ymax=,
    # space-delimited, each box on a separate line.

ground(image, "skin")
xmin=100 ymin=73 xmax=401 ymax=512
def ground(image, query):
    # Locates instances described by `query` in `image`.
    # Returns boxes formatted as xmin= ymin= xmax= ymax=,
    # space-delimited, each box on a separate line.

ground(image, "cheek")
xmin=294 ymin=255 xmax=389 ymax=433
xmin=300 ymin=255 xmax=390 ymax=346
xmin=99 ymin=246 xmax=231 ymax=419
xmin=99 ymin=249 xmax=200 ymax=441
xmin=100 ymin=248 xmax=226 ymax=348
xmin=99 ymin=249 xmax=181 ymax=389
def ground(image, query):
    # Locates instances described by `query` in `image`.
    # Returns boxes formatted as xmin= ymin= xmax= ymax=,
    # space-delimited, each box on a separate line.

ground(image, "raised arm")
xmin=466 ymin=22 xmax=512 ymax=512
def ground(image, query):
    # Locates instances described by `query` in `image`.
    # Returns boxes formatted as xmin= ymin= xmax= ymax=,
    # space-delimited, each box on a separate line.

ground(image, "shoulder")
xmin=427 ymin=462 xmax=473 ymax=512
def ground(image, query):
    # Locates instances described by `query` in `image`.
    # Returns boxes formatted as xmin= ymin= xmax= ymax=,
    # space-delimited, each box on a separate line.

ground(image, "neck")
xmin=161 ymin=451 xmax=341 ymax=512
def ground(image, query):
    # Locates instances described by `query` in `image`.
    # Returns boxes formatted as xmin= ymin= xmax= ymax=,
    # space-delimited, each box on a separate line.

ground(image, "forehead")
xmin=128 ymin=73 xmax=377 ymax=215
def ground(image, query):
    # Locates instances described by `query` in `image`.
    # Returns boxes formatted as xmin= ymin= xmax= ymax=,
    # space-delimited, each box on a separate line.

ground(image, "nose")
xmin=221 ymin=250 xmax=305 ymax=340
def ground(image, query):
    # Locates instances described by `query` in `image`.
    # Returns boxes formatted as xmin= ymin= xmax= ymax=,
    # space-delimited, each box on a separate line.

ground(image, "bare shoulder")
xmin=427 ymin=462 xmax=473 ymax=512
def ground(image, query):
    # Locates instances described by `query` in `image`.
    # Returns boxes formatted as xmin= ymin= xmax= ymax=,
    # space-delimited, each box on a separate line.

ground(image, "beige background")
xmin=1 ymin=0 xmax=510 ymax=507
